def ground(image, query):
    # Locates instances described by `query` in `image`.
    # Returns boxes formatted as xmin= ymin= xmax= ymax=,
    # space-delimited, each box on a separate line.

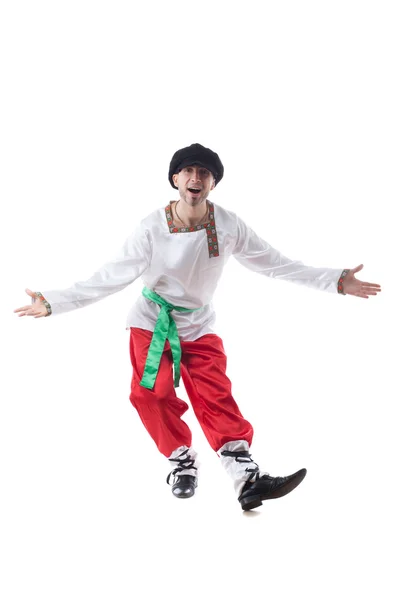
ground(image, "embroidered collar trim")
xmin=165 ymin=202 xmax=219 ymax=258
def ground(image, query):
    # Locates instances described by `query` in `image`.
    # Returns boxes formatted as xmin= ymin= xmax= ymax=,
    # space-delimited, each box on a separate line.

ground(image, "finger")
xmin=25 ymin=288 xmax=37 ymax=299
xmin=14 ymin=305 xmax=32 ymax=313
xmin=16 ymin=304 xmax=39 ymax=312
xmin=361 ymin=283 xmax=381 ymax=289
xmin=18 ymin=308 xmax=38 ymax=317
xmin=351 ymin=264 xmax=364 ymax=274
xmin=361 ymin=286 xmax=381 ymax=293
xmin=358 ymin=292 xmax=377 ymax=297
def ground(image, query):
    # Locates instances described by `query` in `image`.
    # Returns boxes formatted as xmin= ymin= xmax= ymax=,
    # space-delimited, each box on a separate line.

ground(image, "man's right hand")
xmin=14 ymin=288 xmax=49 ymax=318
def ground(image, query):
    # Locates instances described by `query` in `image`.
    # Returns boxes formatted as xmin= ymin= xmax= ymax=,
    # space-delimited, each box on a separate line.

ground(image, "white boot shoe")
xmin=218 ymin=440 xmax=265 ymax=496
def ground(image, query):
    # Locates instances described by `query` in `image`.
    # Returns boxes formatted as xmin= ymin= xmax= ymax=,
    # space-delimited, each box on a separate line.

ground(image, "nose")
xmin=190 ymin=168 xmax=202 ymax=181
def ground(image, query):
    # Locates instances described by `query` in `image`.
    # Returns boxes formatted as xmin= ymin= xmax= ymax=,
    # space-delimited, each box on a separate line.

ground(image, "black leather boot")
xmin=167 ymin=447 xmax=198 ymax=499
xmin=220 ymin=448 xmax=306 ymax=511
xmin=238 ymin=469 xmax=307 ymax=510
xmin=169 ymin=474 xmax=197 ymax=499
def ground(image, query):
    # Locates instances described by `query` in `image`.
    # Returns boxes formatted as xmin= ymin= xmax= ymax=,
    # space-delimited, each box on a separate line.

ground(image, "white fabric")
xmin=41 ymin=201 xmax=344 ymax=341
xmin=168 ymin=446 xmax=199 ymax=480
xmin=219 ymin=440 xmax=267 ymax=496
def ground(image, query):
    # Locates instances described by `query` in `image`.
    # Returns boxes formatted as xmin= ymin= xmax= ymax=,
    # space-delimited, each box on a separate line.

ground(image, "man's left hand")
xmin=342 ymin=264 xmax=382 ymax=298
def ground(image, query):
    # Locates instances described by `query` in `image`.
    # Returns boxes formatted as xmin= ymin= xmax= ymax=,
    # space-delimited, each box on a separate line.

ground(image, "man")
xmin=14 ymin=143 xmax=382 ymax=511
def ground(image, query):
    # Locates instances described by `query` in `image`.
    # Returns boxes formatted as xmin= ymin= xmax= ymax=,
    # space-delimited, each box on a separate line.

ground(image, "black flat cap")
xmin=168 ymin=143 xmax=224 ymax=189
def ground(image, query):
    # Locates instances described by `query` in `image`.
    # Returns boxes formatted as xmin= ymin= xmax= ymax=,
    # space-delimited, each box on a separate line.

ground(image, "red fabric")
xmin=129 ymin=328 xmax=254 ymax=457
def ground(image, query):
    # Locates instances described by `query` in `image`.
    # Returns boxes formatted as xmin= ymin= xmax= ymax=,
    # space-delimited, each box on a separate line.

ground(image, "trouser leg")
xmin=180 ymin=334 xmax=254 ymax=452
xmin=129 ymin=327 xmax=193 ymax=458
xmin=179 ymin=334 xmax=264 ymax=496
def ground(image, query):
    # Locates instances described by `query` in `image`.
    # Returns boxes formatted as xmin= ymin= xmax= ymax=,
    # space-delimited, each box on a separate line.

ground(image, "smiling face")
xmin=172 ymin=164 xmax=216 ymax=207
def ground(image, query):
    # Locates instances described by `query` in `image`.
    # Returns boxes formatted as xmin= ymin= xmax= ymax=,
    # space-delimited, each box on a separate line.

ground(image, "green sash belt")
xmin=140 ymin=287 xmax=202 ymax=390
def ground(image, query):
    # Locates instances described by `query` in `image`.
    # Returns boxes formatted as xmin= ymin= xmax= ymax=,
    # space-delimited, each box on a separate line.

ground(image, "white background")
xmin=1 ymin=1 xmax=399 ymax=599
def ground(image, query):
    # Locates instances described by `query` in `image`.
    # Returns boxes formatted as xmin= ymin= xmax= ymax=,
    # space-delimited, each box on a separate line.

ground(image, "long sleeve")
xmin=232 ymin=216 xmax=343 ymax=293
xmin=40 ymin=225 xmax=152 ymax=316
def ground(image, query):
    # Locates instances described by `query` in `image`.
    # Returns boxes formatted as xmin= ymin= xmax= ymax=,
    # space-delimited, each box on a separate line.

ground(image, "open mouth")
xmin=188 ymin=188 xmax=201 ymax=195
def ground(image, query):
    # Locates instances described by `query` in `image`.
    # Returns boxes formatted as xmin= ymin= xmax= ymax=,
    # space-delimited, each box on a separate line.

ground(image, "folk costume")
xmin=34 ymin=144 xmax=348 ymax=510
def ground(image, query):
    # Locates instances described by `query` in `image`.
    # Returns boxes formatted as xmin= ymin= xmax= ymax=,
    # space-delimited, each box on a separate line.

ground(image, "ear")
xmin=210 ymin=178 xmax=216 ymax=190
xmin=172 ymin=173 xmax=179 ymax=187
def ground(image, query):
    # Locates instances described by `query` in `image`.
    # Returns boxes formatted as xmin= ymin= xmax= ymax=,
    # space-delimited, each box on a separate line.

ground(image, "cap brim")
xmin=176 ymin=159 xmax=216 ymax=176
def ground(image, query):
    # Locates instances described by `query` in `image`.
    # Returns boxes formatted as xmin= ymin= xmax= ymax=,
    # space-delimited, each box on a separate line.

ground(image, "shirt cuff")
xmin=337 ymin=269 xmax=350 ymax=295
xmin=33 ymin=291 xmax=52 ymax=316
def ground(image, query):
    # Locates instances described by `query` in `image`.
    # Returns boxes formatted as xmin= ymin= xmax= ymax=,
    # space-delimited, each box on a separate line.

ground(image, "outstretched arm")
xmin=14 ymin=225 xmax=152 ymax=318
xmin=232 ymin=216 xmax=381 ymax=297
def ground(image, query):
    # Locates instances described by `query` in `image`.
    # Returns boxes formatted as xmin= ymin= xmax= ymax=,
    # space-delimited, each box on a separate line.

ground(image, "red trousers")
xmin=129 ymin=328 xmax=254 ymax=457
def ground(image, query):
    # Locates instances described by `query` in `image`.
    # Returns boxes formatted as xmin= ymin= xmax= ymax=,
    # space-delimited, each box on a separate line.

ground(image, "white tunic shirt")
xmin=41 ymin=201 xmax=344 ymax=341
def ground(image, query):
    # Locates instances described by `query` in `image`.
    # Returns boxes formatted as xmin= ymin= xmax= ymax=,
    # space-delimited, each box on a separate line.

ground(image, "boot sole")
xmin=240 ymin=469 xmax=307 ymax=511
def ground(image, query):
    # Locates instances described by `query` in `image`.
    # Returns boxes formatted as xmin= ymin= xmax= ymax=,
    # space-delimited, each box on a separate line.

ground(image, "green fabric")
xmin=140 ymin=287 xmax=202 ymax=389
